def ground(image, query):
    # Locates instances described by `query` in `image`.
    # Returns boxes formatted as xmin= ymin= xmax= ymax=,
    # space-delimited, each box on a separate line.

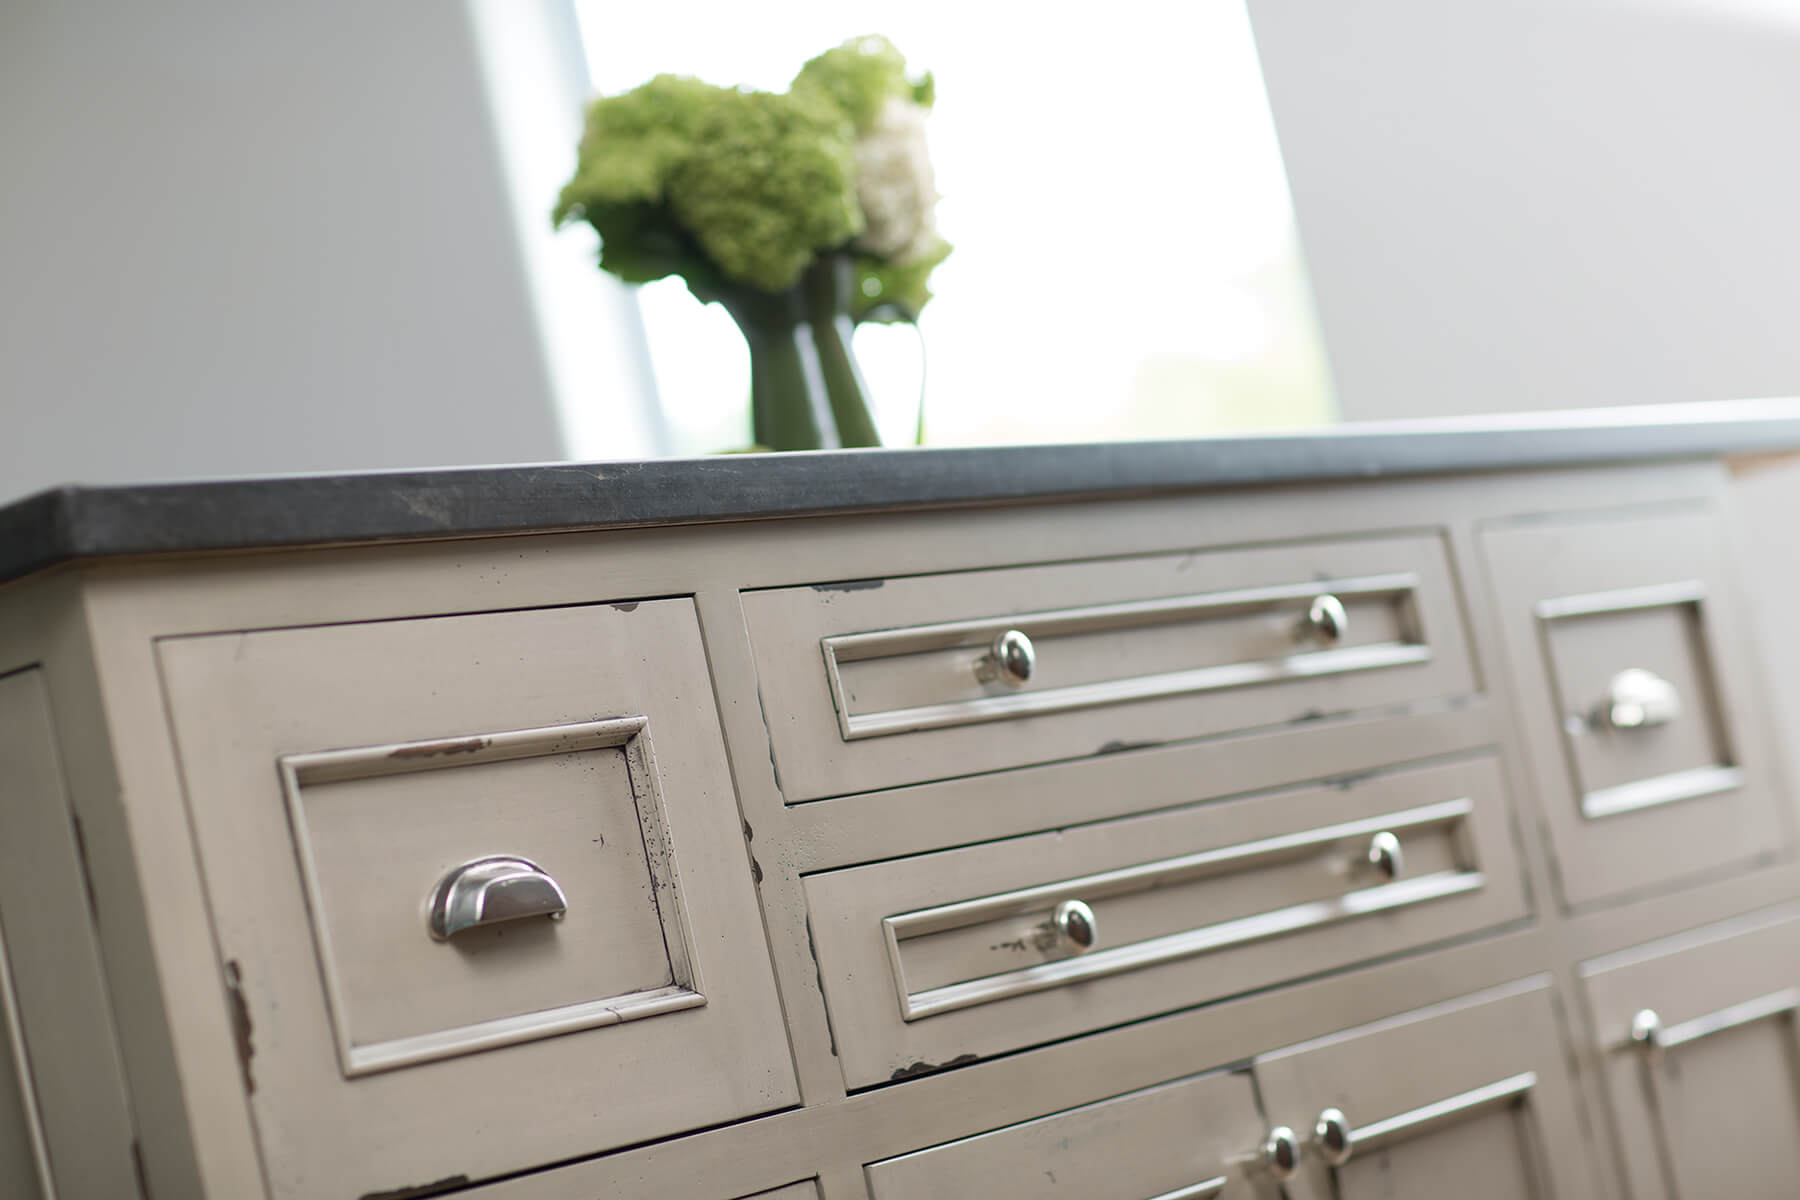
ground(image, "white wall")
xmin=1248 ymin=0 xmax=1800 ymax=422
xmin=0 ymin=1 xmax=571 ymax=500
xmin=1248 ymin=0 xmax=1800 ymax=769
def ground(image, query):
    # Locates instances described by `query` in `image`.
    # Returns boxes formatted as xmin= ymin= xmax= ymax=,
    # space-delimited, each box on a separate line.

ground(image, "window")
xmin=572 ymin=2 xmax=1335 ymax=452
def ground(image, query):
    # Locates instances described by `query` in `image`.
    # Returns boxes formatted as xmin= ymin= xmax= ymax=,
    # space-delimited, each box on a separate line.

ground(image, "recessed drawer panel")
xmin=866 ymin=1068 xmax=1265 ymax=1200
xmin=158 ymin=601 xmax=796 ymax=1200
xmin=744 ymin=533 xmax=1475 ymax=802
xmin=1482 ymin=507 xmax=1788 ymax=907
xmin=807 ymin=756 xmax=1526 ymax=1089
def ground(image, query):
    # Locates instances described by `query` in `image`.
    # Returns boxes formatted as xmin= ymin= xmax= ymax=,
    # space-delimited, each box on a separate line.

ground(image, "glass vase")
xmin=717 ymin=253 xmax=881 ymax=451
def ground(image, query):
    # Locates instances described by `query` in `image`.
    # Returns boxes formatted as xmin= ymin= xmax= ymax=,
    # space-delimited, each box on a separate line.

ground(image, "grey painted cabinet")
xmin=3 ymin=415 xmax=1800 ymax=1197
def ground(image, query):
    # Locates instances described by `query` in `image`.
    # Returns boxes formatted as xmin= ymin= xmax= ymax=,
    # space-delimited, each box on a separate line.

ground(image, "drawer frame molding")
xmin=279 ymin=716 xmax=706 ymax=1076
xmin=1533 ymin=579 xmax=1745 ymax=820
xmin=1345 ymin=1069 xmax=1537 ymax=1157
xmin=883 ymin=798 xmax=1483 ymax=1022
xmin=821 ymin=572 xmax=1431 ymax=740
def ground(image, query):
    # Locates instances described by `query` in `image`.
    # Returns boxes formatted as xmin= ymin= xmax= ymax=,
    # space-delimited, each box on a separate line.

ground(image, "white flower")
xmin=853 ymin=97 xmax=940 ymax=263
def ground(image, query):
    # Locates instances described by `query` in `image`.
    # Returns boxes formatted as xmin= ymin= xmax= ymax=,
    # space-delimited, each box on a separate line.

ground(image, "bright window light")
xmin=572 ymin=2 xmax=1336 ymax=451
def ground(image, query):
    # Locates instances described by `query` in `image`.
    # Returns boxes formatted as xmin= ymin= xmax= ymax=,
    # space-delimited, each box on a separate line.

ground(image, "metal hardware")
xmin=427 ymin=855 xmax=568 ymax=941
xmin=1304 ymin=594 xmax=1349 ymax=646
xmin=1261 ymin=1126 xmax=1301 ymax=1181
xmin=975 ymin=629 xmax=1036 ymax=687
xmin=1036 ymin=899 xmax=1098 ymax=954
xmin=1314 ymin=1107 xmax=1353 ymax=1166
xmin=1143 ymin=1177 xmax=1227 ymax=1200
xmin=886 ymin=797 xmax=1479 ymax=1022
xmin=1366 ymin=831 xmax=1404 ymax=882
xmin=1622 ymin=988 xmax=1798 ymax=1055
xmin=1345 ymin=1073 xmax=1537 ymax=1157
xmin=1603 ymin=667 xmax=1681 ymax=731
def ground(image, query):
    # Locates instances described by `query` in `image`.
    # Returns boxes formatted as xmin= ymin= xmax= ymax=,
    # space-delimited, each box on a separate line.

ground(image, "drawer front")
xmin=808 ymin=756 xmax=1526 ymax=1089
xmin=866 ymin=1068 xmax=1266 ymax=1200
xmin=745 ymin=533 xmax=1475 ymax=801
xmin=1482 ymin=508 xmax=1789 ymax=907
xmin=1254 ymin=978 xmax=1592 ymax=1200
xmin=459 ymin=1174 xmax=820 ymax=1199
xmin=158 ymin=602 xmax=796 ymax=1199
xmin=1581 ymin=907 xmax=1800 ymax=1200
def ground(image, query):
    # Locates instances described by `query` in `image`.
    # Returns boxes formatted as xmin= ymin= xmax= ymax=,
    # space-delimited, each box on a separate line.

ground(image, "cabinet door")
xmin=866 ymin=1067 xmax=1268 ymax=1199
xmin=1582 ymin=907 xmax=1800 ymax=1200
xmin=1253 ymin=977 xmax=1591 ymax=1200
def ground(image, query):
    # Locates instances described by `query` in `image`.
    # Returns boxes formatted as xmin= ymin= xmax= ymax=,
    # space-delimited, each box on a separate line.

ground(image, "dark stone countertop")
xmin=6 ymin=399 xmax=1800 ymax=586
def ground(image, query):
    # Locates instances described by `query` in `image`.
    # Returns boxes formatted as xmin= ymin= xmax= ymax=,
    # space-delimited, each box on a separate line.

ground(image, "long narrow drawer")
xmin=744 ymin=533 xmax=1476 ymax=801
xmin=807 ymin=756 xmax=1526 ymax=1089
xmin=866 ymin=1068 xmax=1266 ymax=1199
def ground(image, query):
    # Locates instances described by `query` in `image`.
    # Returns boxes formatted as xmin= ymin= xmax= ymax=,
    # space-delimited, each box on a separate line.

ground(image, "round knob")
xmin=1305 ymin=594 xmax=1349 ymax=646
xmin=1314 ymin=1107 xmax=1354 ymax=1166
xmin=1630 ymin=1008 xmax=1663 ymax=1051
xmin=1262 ymin=1126 xmax=1301 ymax=1181
xmin=977 ymin=629 xmax=1036 ymax=686
xmin=1367 ymin=831 xmax=1404 ymax=883
xmin=1052 ymin=899 xmax=1098 ymax=954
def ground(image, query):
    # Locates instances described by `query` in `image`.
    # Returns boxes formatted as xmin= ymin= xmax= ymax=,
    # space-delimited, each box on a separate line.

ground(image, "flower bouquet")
xmin=554 ymin=36 xmax=950 ymax=451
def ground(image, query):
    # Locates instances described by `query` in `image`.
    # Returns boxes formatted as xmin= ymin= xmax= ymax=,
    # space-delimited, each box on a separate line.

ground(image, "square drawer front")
xmin=158 ymin=601 xmax=796 ymax=1199
xmin=1482 ymin=508 xmax=1789 ymax=907
xmin=744 ymin=533 xmax=1475 ymax=801
xmin=866 ymin=1068 xmax=1266 ymax=1200
xmin=1253 ymin=977 xmax=1593 ymax=1200
xmin=807 ymin=755 xmax=1526 ymax=1090
xmin=1581 ymin=907 xmax=1800 ymax=1200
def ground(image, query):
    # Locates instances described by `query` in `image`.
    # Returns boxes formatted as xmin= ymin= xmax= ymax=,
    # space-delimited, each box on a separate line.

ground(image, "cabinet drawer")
xmin=1581 ymin=907 xmax=1800 ymax=1200
xmin=867 ymin=1068 xmax=1266 ymax=1200
xmin=1482 ymin=507 xmax=1788 ymax=907
xmin=745 ymin=533 xmax=1475 ymax=801
xmin=461 ymin=1176 xmax=819 ymax=1200
xmin=1253 ymin=977 xmax=1592 ymax=1200
xmin=807 ymin=756 xmax=1526 ymax=1089
xmin=158 ymin=601 xmax=796 ymax=1199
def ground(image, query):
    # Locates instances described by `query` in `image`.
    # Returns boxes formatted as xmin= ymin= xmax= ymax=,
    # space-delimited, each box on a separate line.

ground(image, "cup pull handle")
xmin=1604 ymin=668 xmax=1681 ymax=730
xmin=428 ymin=855 xmax=568 ymax=941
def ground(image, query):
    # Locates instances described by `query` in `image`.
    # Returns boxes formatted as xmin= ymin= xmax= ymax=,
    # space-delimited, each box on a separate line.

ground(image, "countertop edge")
xmin=7 ymin=401 xmax=1800 ymax=585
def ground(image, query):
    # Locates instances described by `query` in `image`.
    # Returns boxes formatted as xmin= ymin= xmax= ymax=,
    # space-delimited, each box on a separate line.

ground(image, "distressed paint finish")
xmin=2 ymin=427 xmax=1800 ymax=1197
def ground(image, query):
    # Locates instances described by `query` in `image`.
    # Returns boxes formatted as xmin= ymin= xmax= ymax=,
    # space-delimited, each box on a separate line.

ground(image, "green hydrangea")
xmin=555 ymin=38 xmax=946 ymax=319
xmin=791 ymin=35 xmax=935 ymax=134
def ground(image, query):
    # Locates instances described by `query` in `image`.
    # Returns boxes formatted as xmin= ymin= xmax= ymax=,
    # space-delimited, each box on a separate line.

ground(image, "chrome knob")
xmin=1051 ymin=899 xmax=1098 ymax=953
xmin=1604 ymin=668 xmax=1681 ymax=730
xmin=1367 ymin=831 xmax=1404 ymax=883
xmin=1630 ymin=1008 xmax=1663 ymax=1052
xmin=427 ymin=856 xmax=568 ymax=941
xmin=976 ymin=629 xmax=1035 ymax=686
xmin=1261 ymin=1126 xmax=1301 ymax=1181
xmin=1304 ymin=594 xmax=1349 ymax=646
xmin=1314 ymin=1107 xmax=1354 ymax=1166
